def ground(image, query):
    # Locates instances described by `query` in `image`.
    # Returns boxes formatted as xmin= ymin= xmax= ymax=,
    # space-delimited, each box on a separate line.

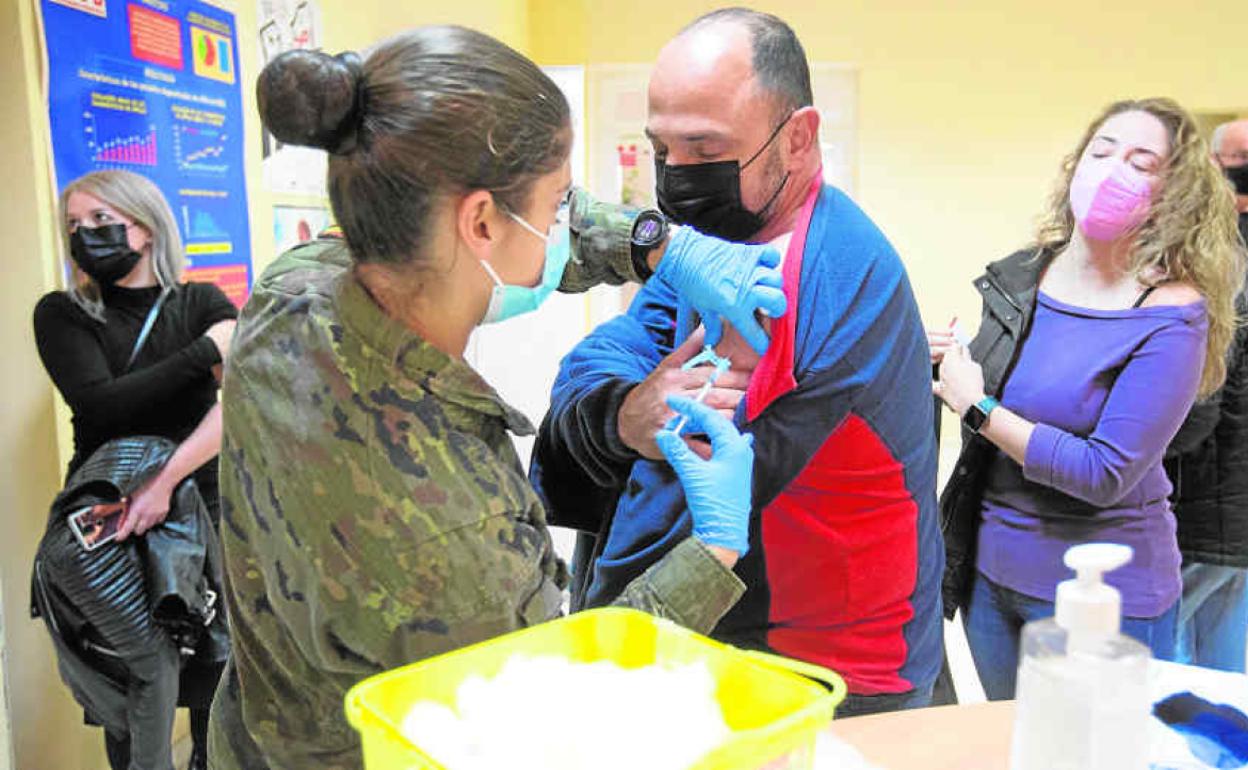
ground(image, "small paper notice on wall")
xmin=258 ymin=0 xmax=327 ymax=195
xmin=274 ymin=205 xmax=330 ymax=255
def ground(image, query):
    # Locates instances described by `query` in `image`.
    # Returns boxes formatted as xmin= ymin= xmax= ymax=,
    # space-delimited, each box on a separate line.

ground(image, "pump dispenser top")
xmin=1055 ymin=543 xmax=1132 ymax=651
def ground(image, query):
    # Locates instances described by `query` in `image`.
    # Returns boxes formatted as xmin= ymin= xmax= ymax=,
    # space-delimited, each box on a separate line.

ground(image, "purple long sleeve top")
xmin=977 ymin=291 xmax=1208 ymax=617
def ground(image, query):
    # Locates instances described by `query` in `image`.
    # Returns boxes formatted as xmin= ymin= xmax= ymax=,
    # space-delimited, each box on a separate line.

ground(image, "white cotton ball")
xmin=400 ymin=702 xmax=474 ymax=768
xmin=400 ymin=655 xmax=731 ymax=770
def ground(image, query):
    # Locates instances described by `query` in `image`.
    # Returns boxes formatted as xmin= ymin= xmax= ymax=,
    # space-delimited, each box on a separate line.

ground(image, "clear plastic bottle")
xmin=1009 ymin=543 xmax=1151 ymax=770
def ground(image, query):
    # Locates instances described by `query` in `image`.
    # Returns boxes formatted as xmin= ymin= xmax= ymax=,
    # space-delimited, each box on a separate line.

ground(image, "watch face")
xmin=635 ymin=216 xmax=662 ymax=243
xmin=963 ymin=405 xmax=987 ymax=433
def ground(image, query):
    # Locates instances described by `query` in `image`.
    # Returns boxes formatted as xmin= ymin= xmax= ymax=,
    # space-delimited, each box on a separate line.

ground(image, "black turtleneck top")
xmin=33 ymin=281 xmax=237 ymax=494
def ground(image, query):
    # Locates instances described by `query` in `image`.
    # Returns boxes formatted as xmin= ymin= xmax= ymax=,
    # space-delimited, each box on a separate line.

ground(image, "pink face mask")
xmin=1068 ymin=161 xmax=1155 ymax=242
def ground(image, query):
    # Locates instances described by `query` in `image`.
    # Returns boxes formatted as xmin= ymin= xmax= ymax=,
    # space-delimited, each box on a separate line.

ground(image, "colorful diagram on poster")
xmin=41 ymin=0 xmax=252 ymax=307
xmin=191 ymin=24 xmax=234 ymax=83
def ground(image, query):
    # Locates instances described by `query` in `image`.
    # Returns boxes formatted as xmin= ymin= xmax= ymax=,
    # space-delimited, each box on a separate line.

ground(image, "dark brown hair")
xmin=257 ymin=26 xmax=571 ymax=266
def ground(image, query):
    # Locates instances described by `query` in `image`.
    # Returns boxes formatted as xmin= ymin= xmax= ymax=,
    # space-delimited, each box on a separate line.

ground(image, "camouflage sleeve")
xmin=610 ymin=537 xmax=745 ymax=634
xmin=323 ymin=495 xmax=566 ymax=672
xmin=560 ymin=187 xmax=642 ymax=293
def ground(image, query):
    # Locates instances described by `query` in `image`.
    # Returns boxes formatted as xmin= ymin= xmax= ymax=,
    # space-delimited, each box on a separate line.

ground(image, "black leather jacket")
xmin=1163 ymin=289 xmax=1248 ymax=568
xmin=31 ymin=436 xmax=228 ymax=770
xmin=939 ymin=249 xmax=1049 ymax=617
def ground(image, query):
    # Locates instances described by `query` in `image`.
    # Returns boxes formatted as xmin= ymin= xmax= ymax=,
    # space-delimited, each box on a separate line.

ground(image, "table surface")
xmin=823 ymin=661 xmax=1248 ymax=770
xmin=826 ymin=701 xmax=1016 ymax=770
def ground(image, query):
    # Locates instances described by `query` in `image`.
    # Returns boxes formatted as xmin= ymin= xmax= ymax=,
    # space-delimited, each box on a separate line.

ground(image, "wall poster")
xmin=42 ymin=0 xmax=253 ymax=306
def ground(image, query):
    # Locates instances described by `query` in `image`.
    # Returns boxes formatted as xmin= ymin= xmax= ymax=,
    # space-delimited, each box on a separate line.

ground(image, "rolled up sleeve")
xmin=612 ymin=537 xmax=745 ymax=634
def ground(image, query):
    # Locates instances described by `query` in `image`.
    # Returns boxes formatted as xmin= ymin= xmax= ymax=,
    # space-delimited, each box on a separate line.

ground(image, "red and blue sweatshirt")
xmin=531 ymin=181 xmax=944 ymax=695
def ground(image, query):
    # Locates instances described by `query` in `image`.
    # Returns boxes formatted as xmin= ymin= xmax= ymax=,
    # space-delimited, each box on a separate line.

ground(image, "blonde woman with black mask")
xmin=34 ymin=169 xmax=236 ymax=769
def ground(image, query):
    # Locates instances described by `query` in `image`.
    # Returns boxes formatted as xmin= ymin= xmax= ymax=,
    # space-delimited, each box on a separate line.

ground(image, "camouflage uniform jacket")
xmin=208 ymin=193 xmax=745 ymax=770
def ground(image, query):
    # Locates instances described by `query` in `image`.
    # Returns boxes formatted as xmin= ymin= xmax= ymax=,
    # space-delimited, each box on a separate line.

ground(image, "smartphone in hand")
xmin=68 ymin=502 xmax=126 ymax=551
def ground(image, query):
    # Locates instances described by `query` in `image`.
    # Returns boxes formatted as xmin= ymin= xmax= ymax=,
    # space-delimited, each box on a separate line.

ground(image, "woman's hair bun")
xmin=256 ymin=50 xmax=366 ymax=154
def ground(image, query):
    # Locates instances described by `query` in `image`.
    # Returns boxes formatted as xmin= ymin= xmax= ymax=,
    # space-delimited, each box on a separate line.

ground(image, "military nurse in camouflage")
xmin=208 ymin=26 xmax=785 ymax=770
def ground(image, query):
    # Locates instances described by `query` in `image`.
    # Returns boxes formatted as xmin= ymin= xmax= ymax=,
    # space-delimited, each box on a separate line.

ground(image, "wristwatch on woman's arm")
xmin=962 ymin=395 xmax=1000 ymax=434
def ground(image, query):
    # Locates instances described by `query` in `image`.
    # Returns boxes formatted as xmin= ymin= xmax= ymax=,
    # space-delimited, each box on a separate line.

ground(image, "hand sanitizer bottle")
xmin=1009 ymin=543 xmax=1151 ymax=770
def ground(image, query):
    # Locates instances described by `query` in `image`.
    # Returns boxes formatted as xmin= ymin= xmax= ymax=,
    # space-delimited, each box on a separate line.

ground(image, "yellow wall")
xmin=2 ymin=1 xmax=110 ymax=766
xmin=529 ymin=0 xmax=1245 ymax=327
xmin=2 ymin=1 xmax=528 ymax=769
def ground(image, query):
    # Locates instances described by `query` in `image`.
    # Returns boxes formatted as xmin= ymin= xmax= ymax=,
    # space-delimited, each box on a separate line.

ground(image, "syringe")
xmin=672 ymin=346 xmax=732 ymax=436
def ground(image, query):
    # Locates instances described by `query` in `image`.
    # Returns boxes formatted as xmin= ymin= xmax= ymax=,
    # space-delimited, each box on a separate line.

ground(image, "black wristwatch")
xmin=629 ymin=209 xmax=669 ymax=280
xmin=962 ymin=395 xmax=1000 ymax=434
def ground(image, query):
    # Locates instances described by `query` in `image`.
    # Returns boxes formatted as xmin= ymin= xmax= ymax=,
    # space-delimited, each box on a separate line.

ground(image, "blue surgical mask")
xmin=478 ymin=211 xmax=572 ymax=325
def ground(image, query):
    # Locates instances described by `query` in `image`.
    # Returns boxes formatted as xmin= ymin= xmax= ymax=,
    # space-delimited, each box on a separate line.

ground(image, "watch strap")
xmin=630 ymin=239 xmax=655 ymax=280
xmin=976 ymin=396 xmax=1000 ymax=415
xmin=963 ymin=395 xmax=1000 ymax=434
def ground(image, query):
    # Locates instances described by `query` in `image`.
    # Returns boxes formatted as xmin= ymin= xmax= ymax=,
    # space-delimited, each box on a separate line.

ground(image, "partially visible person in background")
xmin=33 ymin=170 xmax=236 ymax=769
xmin=1162 ymin=117 xmax=1248 ymax=674
xmin=1215 ymin=119 xmax=1248 ymax=242
xmin=931 ymin=98 xmax=1244 ymax=700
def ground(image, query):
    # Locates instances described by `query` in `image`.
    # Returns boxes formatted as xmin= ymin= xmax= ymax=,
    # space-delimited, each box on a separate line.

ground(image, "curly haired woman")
xmin=931 ymin=98 xmax=1245 ymax=699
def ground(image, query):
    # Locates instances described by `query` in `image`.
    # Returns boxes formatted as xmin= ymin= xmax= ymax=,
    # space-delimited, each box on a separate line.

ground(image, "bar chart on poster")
xmin=40 ymin=0 xmax=253 ymax=307
xmin=83 ymin=95 xmax=159 ymax=166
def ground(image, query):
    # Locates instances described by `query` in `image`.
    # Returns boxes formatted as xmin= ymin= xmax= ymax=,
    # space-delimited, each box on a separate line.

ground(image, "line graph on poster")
xmin=174 ymin=124 xmax=229 ymax=175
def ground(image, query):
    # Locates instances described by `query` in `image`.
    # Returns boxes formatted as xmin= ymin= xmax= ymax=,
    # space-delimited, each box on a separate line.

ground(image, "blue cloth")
xmin=1177 ymin=563 xmax=1248 ymax=674
xmin=528 ymin=275 xmax=677 ymax=537
xmin=964 ymin=570 xmax=1178 ymax=701
xmin=1153 ymin=691 xmax=1248 ymax=769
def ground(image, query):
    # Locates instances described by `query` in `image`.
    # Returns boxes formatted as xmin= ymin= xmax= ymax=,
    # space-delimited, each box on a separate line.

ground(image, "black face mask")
xmin=1225 ymin=163 xmax=1248 ymax=197
xmin=655 ymin=115 xmax=793 ymax=242
xmin=70 ymin=224 xmax=142 ymax=285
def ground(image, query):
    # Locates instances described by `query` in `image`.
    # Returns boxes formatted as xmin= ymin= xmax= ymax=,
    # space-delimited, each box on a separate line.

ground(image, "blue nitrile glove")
xmin=655 ymin=396 xmax=754 ymax=557
xmin=655 ymin=227 xmax=787 ymax=356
